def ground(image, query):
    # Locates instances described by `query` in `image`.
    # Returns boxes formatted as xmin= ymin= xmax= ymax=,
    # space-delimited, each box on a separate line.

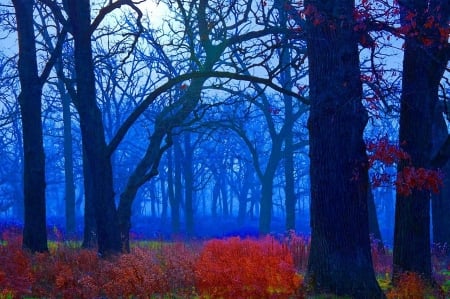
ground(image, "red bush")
xmin=194 ymin=236 xmax=302 ymax=298
xmin=0 ymin=230 xmax=34 ymax=297
xmin=388 ymin=272 xmax=426 ymax=299
xmin=31 ymin=248 xmax=102 ymax=298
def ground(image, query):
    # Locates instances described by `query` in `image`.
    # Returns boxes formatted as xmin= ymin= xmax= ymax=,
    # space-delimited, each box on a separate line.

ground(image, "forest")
xmin=0 ymin=0 xmax=449 ymax=298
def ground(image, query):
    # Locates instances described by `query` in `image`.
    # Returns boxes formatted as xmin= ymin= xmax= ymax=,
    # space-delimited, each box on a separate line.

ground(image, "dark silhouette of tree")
xmin=431 ymin=102 xmax=450 ymax=250
xmin=393 ymin=0 xmax=449 ymax=281
xmin=13 ymin=0 xmax=47 ymax=253
xmin=304 ymin=0 xmax=384 ymax=297
xmin=13 ymin=0 xmax=67 ymax=252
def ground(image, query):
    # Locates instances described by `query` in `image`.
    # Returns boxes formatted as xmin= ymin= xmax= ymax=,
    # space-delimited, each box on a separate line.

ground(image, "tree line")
xmin=0 ymin=0 xmax=449 ymax=297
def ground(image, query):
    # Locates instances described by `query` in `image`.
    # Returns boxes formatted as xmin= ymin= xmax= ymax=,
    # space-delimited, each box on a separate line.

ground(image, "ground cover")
xmin=0 ymin=227 xmax=449 ymax=298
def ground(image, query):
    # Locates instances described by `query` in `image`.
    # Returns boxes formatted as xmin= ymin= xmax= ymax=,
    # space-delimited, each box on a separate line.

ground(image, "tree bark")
xmin=393 ymin=0 xmax=449 ymax=281
xmin=68 ymin=0 xmax=121 ymax=256
xmin=13 ymin=0 xmax=48 ymax=253
xmin=304 ymin=0 xmax=384 ymax=297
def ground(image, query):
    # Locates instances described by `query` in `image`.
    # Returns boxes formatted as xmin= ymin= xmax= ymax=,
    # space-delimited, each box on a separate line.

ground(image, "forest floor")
xmin=0 ymin=226 xmax=449 ymax=298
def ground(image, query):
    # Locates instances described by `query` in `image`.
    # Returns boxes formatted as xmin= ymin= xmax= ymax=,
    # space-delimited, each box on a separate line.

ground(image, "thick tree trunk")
xmin=81 ymin=150 xmax=97 ymax=248
xmin=13 ymin=0 xmax=48 ymax=253
xmin=393 ymin=36 xmax=433 ymax=283
xmin=393 ymin=0 xmax=448 ymax=281
xmin=304 ymin=1 xmax=384 ymax=297
xmin=68 ymin=0 xmax=121 ymax=256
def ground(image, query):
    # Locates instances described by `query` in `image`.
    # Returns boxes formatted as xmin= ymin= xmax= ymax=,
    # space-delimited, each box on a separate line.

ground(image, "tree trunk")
xmin=13 ymin=0 xmax=48 ymax=253
xmin=220 ymin=170 xmax=229 ymax=217
xmin=68 ymin=0 xmax=121 ymax=256
xmin=183 ymin=133 xmax=194 ymax=237
xmin=431 ymin=105 xmax=450 ymax=247
xmin=167 ymin=147 xmax=180 ymax=235
xmin=393 ymin=0 xmax=448 ymax=281
xmin=368 ymin=182 xmax=383 ymax=242
xmin=237 ymin=166 xmax=252 ymax=226
xmin=81 ymin=149 xmax=97 ymax=248
xmin=259 ymin=174 xmax=274 ymax=234
xmin=432 ymin=162 xmax=450 ymax=246
xmin=56 ymin=67 xmax=76 ymax=235
xmin=304 ymin=0 xmax=384 ymax=297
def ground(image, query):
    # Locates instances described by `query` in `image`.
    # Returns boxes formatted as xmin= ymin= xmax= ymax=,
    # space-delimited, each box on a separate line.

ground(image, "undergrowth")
xmin=0 ymin=228 xmax=449 ymax=298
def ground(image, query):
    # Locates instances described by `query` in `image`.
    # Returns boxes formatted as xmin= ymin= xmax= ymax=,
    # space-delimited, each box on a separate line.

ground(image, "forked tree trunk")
xmin=68 ymin=0 xmax=121 ymax=256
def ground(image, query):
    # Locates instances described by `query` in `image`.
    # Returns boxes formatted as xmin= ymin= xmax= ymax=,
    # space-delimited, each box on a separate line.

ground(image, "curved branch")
xmin=107 ymin=70 xmax=308 ymax=156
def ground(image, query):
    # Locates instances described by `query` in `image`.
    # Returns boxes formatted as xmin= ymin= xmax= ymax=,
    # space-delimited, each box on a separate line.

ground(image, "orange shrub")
xmin=387 ymin=272 xmax=426 ymax=299
xmin=194 ymin=236 xmax=302 ymax=298
xmin=0 ymin=230 xmax=34 ymax=298
xmin=31 ymin=248 xmax=101 ymax=299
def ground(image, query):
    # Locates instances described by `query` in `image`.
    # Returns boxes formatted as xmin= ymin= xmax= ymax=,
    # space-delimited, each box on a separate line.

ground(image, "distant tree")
xmin=304 ymin=0 xmax=384 ymax=297
xmin=115 ymin=0 xmax=304 ymax=250
xmin=35 ymin=5 xmax=77 ymax=234
xmin=0 ymin=55 xmax=23 ymax=219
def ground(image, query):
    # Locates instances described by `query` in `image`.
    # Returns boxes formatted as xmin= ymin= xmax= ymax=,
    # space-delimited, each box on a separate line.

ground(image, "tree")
xmin=66 ymin=0 xmax=123 ymax=255
xmin=13 ymin=0 xmax=47 ymax=253
xmin=393 ymin=0 xmax=449 ymax=281
xmin=115 ymin=0 xmax=304 ymax=249
xmin=13 ymin=0 xmax=66 ymax=252
xmin=431 ymin=102 xmax=450 ymax=249
xmin=304 ymin=0 xmax=384 ymax=297
xmin=35 ymin=5 xmax=77 ymax=234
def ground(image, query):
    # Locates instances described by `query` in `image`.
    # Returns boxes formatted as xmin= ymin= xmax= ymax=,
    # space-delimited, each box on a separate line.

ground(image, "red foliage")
xmin=31 ymin=248 xmax=102 ymax=298
xmin=0 ymin=232 xmax=307 ymax=298
xmin=366 ymin=136 xmax=443 ymax=196
xmin=396 ymin=166 xmax=443 ymax=196
xmin=370 ymin=239 xmax=392 ymax=274
xmin=387 ymin=272 xmax=426 ymax=299
xmin=195 ymin=236 xmax=303 ymax=298
xmin=0 ymin=230 xmax=34 ymax=298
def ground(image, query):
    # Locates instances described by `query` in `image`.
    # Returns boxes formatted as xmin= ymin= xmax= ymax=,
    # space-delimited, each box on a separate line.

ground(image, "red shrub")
xmin=0 ymin=230 xmax=34 ymax=297
xmin=195 ymin=236 xmax=302 ymax=298
xmin=370 ymin=241 xmax=392 ymax=275
xmin=388 ymin=272 xmax=426 ymax=299
xmin=31 ymin=248 xmax=102 ymax=299
xmin=101 ymin=247 xmax=169 ymax=297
